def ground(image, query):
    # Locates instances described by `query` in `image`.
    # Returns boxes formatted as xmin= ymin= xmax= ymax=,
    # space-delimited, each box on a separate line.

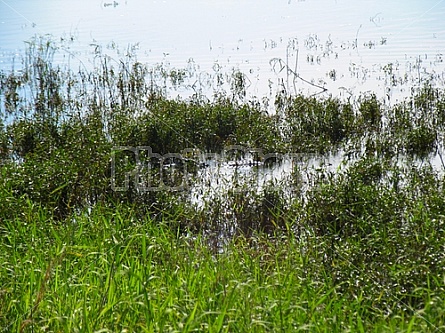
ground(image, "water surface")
xmin=1 ymin=0 xmax=444 ymax=99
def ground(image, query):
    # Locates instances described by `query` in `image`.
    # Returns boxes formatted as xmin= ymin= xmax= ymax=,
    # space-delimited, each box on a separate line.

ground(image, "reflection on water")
xmin=1 ymin=0 xmax=444 ymax=99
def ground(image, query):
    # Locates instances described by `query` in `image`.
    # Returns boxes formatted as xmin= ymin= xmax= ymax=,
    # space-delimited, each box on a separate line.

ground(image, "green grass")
xmin=1 ymin=198 xmax=445 ymax=332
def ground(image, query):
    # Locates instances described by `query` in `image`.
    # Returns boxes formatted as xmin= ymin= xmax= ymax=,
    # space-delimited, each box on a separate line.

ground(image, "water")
xmin=1 ymin=0 xmax=445 ymax=205
xmin=1 ymin=0 xmax=445 ymax=100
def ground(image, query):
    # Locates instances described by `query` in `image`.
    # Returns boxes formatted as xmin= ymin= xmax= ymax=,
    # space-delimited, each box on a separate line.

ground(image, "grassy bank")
xmin=1 ymin=36 xmax=445 ymax=332
xmin=1 ymin=201 xmax=444 ymax=332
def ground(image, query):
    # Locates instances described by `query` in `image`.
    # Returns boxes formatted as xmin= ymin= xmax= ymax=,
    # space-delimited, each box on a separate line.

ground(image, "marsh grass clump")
xmin=302 ymin=156 xmax=445 ymax=313
xmin=304 ymin=156 xmax=394 ymax=238
xmin=405 ymin=125 xmax=437 ymax=157
xmin=383 ymin=90 xmax=441 ymax=158
xmin=284 ymin=94 xmax=357 ymax=153
xmin=357 ymin=93 xmax=382 ymax=131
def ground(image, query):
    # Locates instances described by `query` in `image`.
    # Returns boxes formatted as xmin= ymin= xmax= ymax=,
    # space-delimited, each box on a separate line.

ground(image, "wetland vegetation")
xmin=1 ymin=36 xmax=445 ymax=332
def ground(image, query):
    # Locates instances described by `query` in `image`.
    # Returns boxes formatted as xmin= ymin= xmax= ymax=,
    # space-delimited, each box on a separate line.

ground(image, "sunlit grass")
xmin=1 ymin=202 xmax=444 ymax=332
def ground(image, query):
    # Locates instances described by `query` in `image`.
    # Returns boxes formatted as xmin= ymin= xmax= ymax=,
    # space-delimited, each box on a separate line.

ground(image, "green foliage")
xmin=284 ymin=95 xmax=356 ymax=152
xmin=1 ymin=203 xmax=444 ymax=332
xmin=303 ymin=158 xmax=445 ymax=314
xmin=358 ymin=94 xmax=381 ymax=130
xmin=405 ymin=125 xmax=437 ymax=156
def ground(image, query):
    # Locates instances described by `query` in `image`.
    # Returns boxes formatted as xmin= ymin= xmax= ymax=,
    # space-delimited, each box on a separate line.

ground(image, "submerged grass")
xmin=1 ymin=36 xmax=445 ymax=331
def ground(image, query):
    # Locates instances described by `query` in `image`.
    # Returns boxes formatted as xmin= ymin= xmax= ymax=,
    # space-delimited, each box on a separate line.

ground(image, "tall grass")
xmin=2 ymin=202 xmax=444 ymax=332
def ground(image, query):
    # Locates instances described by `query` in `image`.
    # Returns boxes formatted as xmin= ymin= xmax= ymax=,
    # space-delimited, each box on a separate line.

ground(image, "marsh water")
xmin=1 ymin=0 xmax=445 ymax=203
xmin=1 ymin=0 xmax=445 ymax=100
